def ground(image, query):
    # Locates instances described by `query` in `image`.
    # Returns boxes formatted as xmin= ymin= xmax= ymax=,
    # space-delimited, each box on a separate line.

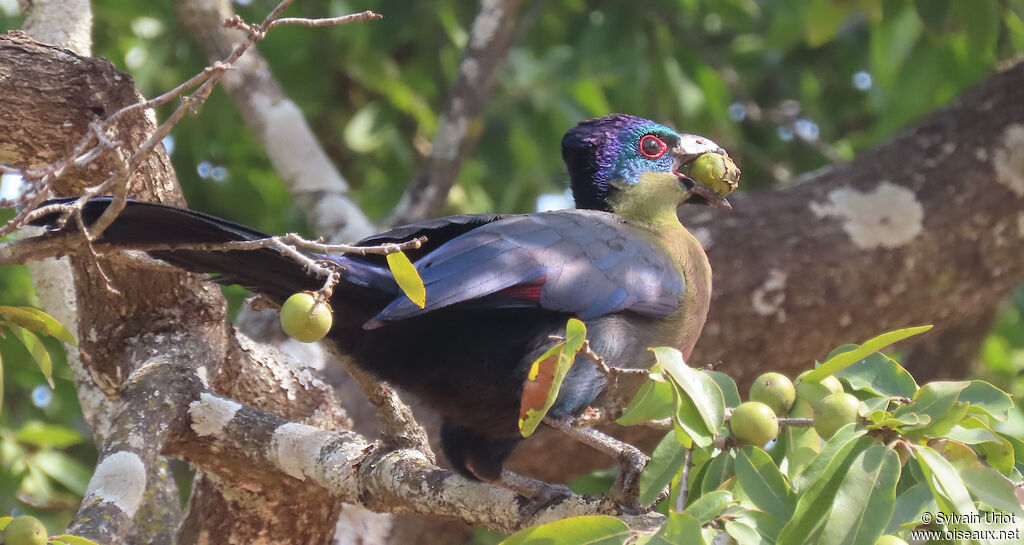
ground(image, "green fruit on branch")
xmin=730 ymin=401 xmax=779 ymax=447
xmin=789 ymin=398 xmax=815 ymax=419
xmin=813 ymin=392 xmax=861 ymax=439
xmin=795 ymin=370 xmax=844 ymax=409
xmin=686 ymin=153 xmax=740 ymax=196
xmin=749 ymin=372 xmax=796 ymax=416
xmin=280 ymin=292 xmax=334 ymax=343
xmin=4 ymin=516 xmax=47 ymax=545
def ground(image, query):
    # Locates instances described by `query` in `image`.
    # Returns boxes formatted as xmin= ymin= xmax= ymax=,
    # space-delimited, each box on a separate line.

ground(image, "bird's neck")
xmin=606 ymin=172 xmax=691 ymax=229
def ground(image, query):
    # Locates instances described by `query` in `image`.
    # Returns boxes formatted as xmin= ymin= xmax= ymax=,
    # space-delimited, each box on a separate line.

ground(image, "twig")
xmin=263 ymin=11 xmax=383 ymax=32
xmin=675 ymin=447 xmax=693 ymax=512
xmin=777 ymin=417 xmax=814 ymax=427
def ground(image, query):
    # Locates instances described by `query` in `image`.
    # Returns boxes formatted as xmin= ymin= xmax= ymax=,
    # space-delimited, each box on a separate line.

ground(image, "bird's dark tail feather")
xmin=31 ymin=197 xmax=322 ymax=302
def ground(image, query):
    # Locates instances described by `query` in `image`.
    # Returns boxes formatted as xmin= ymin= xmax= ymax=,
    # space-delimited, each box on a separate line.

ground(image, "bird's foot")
xmin=494 ymin=470 xmax=572 ymax=518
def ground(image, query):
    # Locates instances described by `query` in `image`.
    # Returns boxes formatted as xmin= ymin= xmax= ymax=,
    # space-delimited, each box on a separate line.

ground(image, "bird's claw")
xmin=606 ymin=447 xmax=651 ymax=511
xmin=517 ymin=482 xmax=573 ymax=518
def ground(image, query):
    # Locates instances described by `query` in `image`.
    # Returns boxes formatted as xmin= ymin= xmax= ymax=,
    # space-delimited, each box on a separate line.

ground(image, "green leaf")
xmin=777 ymin=437 xmax=878 ymax=545
xmin=669 ymin=381 xmax=711 ymax=448
xmin=912 ymin=401 xmax=969 ymax=438
xmin=0 ymin=516 xmax=11 ymax=530
xmin=13 ymin=326 xmax=55 ymax=388
xmin=683 ymin=490 xmax=734 ymax=524
xmin=885 ymin=482 xmax=936 ymax=534
xmin=818 ymin=445 xmax=901 ymax=545
xmin=707 ymin=370 xmax=741 ymax=409
xmin=866 ymin=411 xmax=924 ymax=431
xmin=834 ymin=352 xmax=918 ymax=398
xmin=792 ymin=425 xmax=866 ymax=490
xmin=782 ymin=421 xmax=821 ymax=477
xmin=694 ymin=449 xmax=735 ymax=499
xmin=0 ymin=349 xmax=4 ymax=414
xmin=50 ymin=535 xmax=105 ymax=545
xmin=945 ymin=420 xmax=1000 ymax=445
xmin=518 ymin=319 xmax=586 ymax=437
xmin=948 ymin=417 xmax=1014 ymax=475
xmin=15 ymin=421 xmax=83 ymax=449
xmin=804 ymin=326 xmax=932 ymax=382
xmin=733 ymin=509 xmax=785 ymax=544
xmin=958 ymin=380 xmax=1014 ymax=422
xmin=892 ymin=381 xmax=968 ymax=431
xmin=651 ymin=347 xmax=726 ymax=436
xmin=498 ymin=516 xmax=631 ymax=545
xmin=648 ymin=512 xmax=705 ymax=545
xmin=0 ymin=306 xmax=76 ymax=346
xmin=32 ymin=450 xmax=92 ymax=495
xmin=912 ymin=444 xmax=979 ymax=522
xmin=735 ymin=446 xmax=795 ymax=521
xmin=639 ymin=432 xmax=690 ymax=507
xmin=724 ymin=519 xmax=766 ymax=545
xmin=618 ymin=379 xmax=673 ymax=426
xmin=958 ymin=464 xmax=1024 ymax=515
xmin=386 ymin=251 xmax=426 ymax=309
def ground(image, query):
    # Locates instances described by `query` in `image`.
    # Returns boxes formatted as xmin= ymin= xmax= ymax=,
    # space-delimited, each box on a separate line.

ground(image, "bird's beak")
xmin=670 ymin=135 xmax=734 ymax=209
xmin=681 ymin=178 xmax=733 ymax=209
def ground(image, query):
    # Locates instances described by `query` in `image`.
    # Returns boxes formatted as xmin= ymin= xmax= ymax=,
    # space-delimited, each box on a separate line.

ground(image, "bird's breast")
xmin=656 ymin=225 xmax=713 ymax=361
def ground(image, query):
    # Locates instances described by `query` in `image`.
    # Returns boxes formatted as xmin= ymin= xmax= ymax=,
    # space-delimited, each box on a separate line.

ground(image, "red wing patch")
xmin=496 ymin=274 xmax=546 ymax=301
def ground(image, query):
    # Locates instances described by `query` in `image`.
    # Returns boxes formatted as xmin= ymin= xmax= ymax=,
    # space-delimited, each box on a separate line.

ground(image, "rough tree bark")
xmin=2 ymin=16 xmax=1023 ymax=545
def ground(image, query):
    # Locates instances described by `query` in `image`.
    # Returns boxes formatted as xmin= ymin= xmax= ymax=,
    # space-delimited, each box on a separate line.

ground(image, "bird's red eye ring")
xmin=639 ymin=135 xmax=668 ymax=159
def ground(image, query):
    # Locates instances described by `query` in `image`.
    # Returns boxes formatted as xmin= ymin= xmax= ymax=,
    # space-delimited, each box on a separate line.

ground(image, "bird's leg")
xmin=486 ymin=470 xmax=572 ymax=517
xmin=544 ymin=416 xmax=652 ymax=511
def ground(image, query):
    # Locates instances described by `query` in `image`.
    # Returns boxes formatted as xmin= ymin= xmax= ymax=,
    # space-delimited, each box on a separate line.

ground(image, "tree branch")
xmin=169 ymin=391 xmax=663 ymax=535
xmin=388 ymin=0 xmax=521 ymax=226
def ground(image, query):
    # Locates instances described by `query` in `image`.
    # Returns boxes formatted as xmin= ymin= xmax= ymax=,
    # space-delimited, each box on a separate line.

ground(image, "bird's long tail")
xmin=30 ymin=197 xmax=323 ymax=302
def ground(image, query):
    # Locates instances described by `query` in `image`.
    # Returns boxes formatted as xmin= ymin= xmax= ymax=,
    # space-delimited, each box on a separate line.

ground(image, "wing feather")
xmin=368 ymin=210 xmax=685 ymax=327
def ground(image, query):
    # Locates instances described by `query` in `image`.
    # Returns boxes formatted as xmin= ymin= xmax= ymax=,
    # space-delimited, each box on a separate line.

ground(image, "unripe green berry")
xmin=795 ymin=371 xmax=844 ymax=408
xmin=4 ymin=515 xmax=47 ymax=545
xmin=813 ymin=392 xmax=861 ymax=439
xmin=280 ymin=292 xmax=334 ymax=343
xmin=687 ymin=153 xmax=740 ymax=196
xmin=730 ymin=401 xmax=779 ymax=447
xmin=749 ymin=372 xmax=796 ymax=416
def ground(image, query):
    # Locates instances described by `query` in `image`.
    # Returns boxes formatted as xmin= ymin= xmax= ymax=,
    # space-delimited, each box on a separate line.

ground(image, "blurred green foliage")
xmin=1 ymin=0 xmax=1023 ymax=528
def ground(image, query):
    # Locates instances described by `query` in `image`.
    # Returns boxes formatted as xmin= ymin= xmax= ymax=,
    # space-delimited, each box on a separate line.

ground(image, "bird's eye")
xmin=639 ymin=135 xmax=667 ymax=159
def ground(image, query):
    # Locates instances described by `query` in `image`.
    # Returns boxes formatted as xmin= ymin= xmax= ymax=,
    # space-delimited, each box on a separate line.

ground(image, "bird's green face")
xmin=562 ymin=114 xmax=735 ymax=214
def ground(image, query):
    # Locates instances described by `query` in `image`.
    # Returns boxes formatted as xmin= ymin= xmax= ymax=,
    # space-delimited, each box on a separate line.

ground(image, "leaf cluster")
xmin=505 ymin=326 xmax=1024 ymax=544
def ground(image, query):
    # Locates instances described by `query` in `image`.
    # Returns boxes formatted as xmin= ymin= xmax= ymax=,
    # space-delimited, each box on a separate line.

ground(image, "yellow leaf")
xmin=386 ymin=251 xmax=426 ymax=309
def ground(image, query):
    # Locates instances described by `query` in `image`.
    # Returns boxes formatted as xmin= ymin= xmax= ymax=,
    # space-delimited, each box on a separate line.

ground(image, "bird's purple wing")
xmin=367 ymin=209 xmax=685 ymax=327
